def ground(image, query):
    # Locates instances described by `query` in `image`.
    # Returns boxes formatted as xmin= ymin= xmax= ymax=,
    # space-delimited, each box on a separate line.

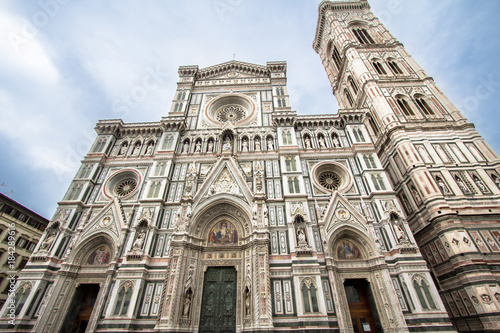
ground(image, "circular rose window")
xmin=311 ymin=162 xmax=352 ymax=193
xmin=103 ymin=169 xmax=141 ymax=199
xmin=318 ymin=171 xmax=341 ymax=190
xmin=216 ymin=105 xmax=246 ymax=123
xmin=115 ymin=178 xmax=137 ymax=197
xmin=205 ymin=94 xmax=255 ymax=125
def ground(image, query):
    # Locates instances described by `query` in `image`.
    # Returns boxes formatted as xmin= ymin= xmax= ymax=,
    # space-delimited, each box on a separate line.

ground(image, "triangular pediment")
xmin=196 ymin=60 xmax=269 ymax=80
xmin=322 ymin=192 xmax=369 ymax=239
xmin=80 ymin=197 xmax=126 ymax=242
xmin=193 ymin=156 xmax=253 ymax=206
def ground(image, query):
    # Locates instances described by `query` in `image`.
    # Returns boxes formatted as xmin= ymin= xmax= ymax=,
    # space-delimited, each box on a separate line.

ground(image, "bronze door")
xmin=199 ymin=267 xmax=237 ymax=333
xmin=344 ymin=279 xmax=380 ymax=333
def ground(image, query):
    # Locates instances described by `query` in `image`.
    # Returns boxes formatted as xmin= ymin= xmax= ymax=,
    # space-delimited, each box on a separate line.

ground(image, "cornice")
xmin=195 ymin=60 xmax=271 ymax=80
xmin=95 ymin=117 xmax=185 ymax=136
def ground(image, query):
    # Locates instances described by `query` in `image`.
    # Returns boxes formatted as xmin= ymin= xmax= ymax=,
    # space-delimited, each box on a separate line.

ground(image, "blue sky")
xmin=0 ymin=0 xmax=499 ymax=218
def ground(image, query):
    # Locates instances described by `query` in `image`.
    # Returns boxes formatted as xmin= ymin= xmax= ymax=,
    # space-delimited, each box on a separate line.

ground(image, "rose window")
xmin=115 ymin=178 xmax=137 ymax=197
xmin=318 ymin=171 xmax=341 ymax=190
xmin=216 ymin=105 xmax=246 ymax=123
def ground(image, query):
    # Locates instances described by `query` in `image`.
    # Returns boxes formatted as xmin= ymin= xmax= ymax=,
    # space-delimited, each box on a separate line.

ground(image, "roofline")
xmin=0 ymin=193 xmax=49 ymax=223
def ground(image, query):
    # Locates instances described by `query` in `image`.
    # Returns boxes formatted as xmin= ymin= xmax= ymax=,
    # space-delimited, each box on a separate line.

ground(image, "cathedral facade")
xmin=1 ymin=1 xmax=499 ymax=332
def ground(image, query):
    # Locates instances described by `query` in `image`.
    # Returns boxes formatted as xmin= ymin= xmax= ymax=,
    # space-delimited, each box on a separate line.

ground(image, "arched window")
xmin=371 ymin=174 xmax=386 ymax=191
xmin=352 ymin=27 xmax=375 ymax=44
xmin=345 ymin=88 xmax=354 ymax=107
xmin=285 ymin=157 xmax=297 ymax=172
xmin=288 ymin=177 xmax=300 ymax=194
xmin=93 ymin=137 xmax=107 ymax=153
xmin=372 ymin=60 xmax=387 ymax=75
xmin=414 ymin=96 xmax=435 ymax=116
xmin=147 ymin=181 xmax=161 ymax=198
xmin=353 ymin=128 xmax=365 ymax=142
xmin=363 ymin=155 xmax=376 ymax=169
xmin=114 ymin=282 xmax=134 ymax=316
xmin=282 ymin=130 xmax=292 ymax=145
xmin=14 ymin=284 xmax=31 ymax=315
xmin=301 ymin=279 xmax=319 ymax=313
xmin=413 ymin=276 xmax=436 ymax=310
xmin=348 ymin=76 xmax=359 ymax=95
xmin=387 ymin=59 xmax=404 ymax=75
xmin=331 ymin=45 xmax=342 ymax=69
xmin=396 ymin=96 xmax=415 ymax=116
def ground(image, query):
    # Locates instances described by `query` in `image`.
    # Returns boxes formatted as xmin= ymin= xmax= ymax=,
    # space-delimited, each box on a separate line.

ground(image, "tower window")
xmin=396 ymin=97 xmax=415 ymax=116
xmin=353 ymin=128 xmax=365 ymax=143
xmin=345 ymin=88 xmax=354 ymax=108
xmin=285 ymin=157 xmax=297 ymax=172
xmin=276 ymin=87 xmax=285 ymax=96
xmin=349 ymin=76 xmax=359 ymax=95
xmin=352 ymin=28 xmax=375 ymax=44
xmin=388 ymin=60 xmax=404 ymax=75
xmin=372 ymin=61 xmax=387 ymax=75
xmin=363 ymin=155 xmax=376 ymax=169
xmin=332 ymin=45 xmax=342 ymax=69
xmin=415 ymin=97 xmax=435 ymax=116
xmin=371 ymin=174 xmax=386 ymax=191
xmin=282 ymin=130 xmax=292 ymax=145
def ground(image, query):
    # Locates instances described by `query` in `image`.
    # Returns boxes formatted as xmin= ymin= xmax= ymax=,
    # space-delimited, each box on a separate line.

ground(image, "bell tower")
xmin=314 ymin=1 xmax=500 ymax=332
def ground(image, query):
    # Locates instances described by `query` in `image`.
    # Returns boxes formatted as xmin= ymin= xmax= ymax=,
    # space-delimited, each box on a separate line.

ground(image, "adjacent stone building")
xmin=0 ymin=193 xmax=48 ymax=309
xmin=1 ymin=0 xmax=499 ymax=332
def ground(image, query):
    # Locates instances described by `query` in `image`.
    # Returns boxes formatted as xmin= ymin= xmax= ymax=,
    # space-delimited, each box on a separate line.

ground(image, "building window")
xmin=332 ymin=45 xmax=342 ymax=69
xmin=413 ymin=276 xmax=436 ymax=310
xmin=147 ymin=182 xmax=162 ymax=198
xmin=14 ymin=284 xmax=31 ymax=315
xmin=348 ymin=76 xmax=359 ymax=95
xmin=276 ymin=87 xmax=285 ymax=96
xmin=288 ymin=177 xmax=300 ymax=194
xmin=353 ymin=128 xmax=365 ymax=142
xmin=387 ymin=60 xmax=404 ymax=75
xmin=18 ymin=258 xmax=28 ymax=270
xmin=363 ymin=155 xmax=376 ymax=169
xmin=285 ymin=157 xmax=297 ymax=172
xmin=282 ymin=130 xmax=292 ymax=145
xmin=301 ymin=280 xmax=319 ymax=313
xmin=155 ymin=162 xmax=167 ymax=176
xmin=277 ymin=98 xmax=286 ymax=108
xmin=414 ymin=96 xmax=435 ymax=116
xmin=352 ymin=27 xmax=375 ymax=44
xmin=345 ymin=88 xmax=354 ymax=107
xmin=66 ymin=184 xmax=83 ymax=201
xmin=113 ymin=282 xmax=133 ymax=316
xmin=371 ymin=174 xmax=386 ymax=191
xmin=372 ymin=60 xmax=387 ymax=75
xmin=92 ymin=137 xmax=107 ymax=153
xmin=396 ymin=97 xmax=415 ymax=116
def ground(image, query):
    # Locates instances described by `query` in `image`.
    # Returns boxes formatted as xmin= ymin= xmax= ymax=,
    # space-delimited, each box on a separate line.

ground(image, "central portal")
xmin=199 ymin=267 xmax=237 ymax=333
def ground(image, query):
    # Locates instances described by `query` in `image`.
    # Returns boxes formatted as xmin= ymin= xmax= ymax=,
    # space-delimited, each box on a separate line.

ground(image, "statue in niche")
xmin=244 ymin=286 xmax=251 ymax=317
xmin=436 ymin=176 xmax=450 ymax=194
xmin=242 ymin=138 xmax=248 ymax=152
xmin=207 ymin=140 xmax=214 ymax=153
xmin=473 ymin=175 xmax=486 ymax=192
xmin=183 ymin=141 xmax=190 ymax=154
xmin=254 ymin=161 xmax=264 ymax=193
xmin=394 ymin=223 xmax=408 ymax=242
xmin=63 ymin=236 xmax=77 ymax=258
xmin=182 ymin=288 xmax=192 ymax=317
xmin=194 ymin=141 xmax=201 ymax=153
xmin=304 ymin=136 xmax=312 ymax=149
xmin=39 ymin=233 xmax=56 ymax=252
xmin=332 ymin=135 xmax=341 ymax=147
xmin=410 ymin=185 xmax=422 ymax=203
xmin=297 ymin=228 xmax=308 ymax=247
xmin=132 ymin=142 xmax=141 ymax=155
xmin=132 ymin=229 xmax=146 ymax=252
xmin=119 ymin=143 xmax=128 ymax=155
xmin=223 ymin=136 xmax=232 ymax=151
xmin=318 ymin=135 xmax=326 ymax=149
xmin=255 ymin=138 xmax=261 ymax=151
xmin=267 ymin=138 xmax=274 ymax=151
xmin=146 ymin=142 xmax=154 ymax=155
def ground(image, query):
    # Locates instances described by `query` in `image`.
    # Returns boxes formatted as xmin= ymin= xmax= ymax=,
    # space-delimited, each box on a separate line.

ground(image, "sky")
xmin=0 ymin=0 xmax=499 ymax=219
